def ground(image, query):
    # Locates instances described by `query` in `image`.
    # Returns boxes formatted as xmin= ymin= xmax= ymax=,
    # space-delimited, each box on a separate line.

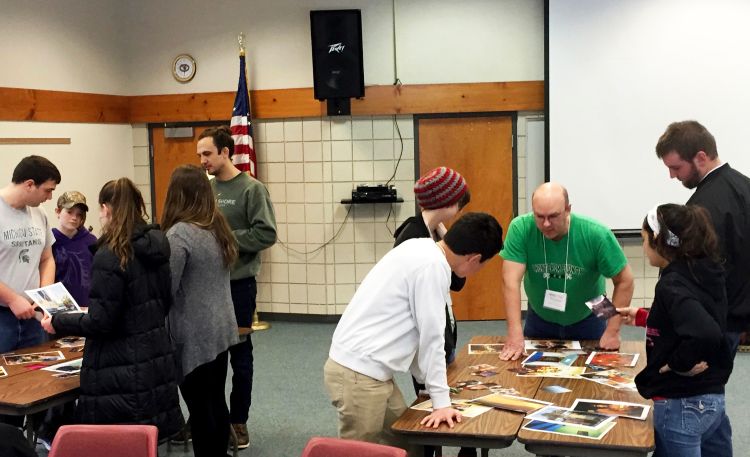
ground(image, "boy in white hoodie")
xmin=324 ymin=212 xmax=503 ymax=451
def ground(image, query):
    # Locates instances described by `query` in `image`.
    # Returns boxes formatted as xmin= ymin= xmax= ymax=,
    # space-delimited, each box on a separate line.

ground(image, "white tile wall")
xmin=255 ymin=115 xmax=415 ymax=315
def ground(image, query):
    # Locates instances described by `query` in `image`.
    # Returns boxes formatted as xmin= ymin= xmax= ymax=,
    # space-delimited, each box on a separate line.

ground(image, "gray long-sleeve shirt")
xmin=167 ymin=222 xmax=239 ymax=378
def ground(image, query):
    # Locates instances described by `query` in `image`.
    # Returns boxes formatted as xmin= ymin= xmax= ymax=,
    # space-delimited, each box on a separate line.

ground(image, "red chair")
xmin=48 ymin=424 xmax=158 ymax=457
xmin=301 ymin=437 xmax=407 ymax=457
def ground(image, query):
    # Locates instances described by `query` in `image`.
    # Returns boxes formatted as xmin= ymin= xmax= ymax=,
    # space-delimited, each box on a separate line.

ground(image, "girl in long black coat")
xmin=42 ymin=178 xmax=182 ymax=440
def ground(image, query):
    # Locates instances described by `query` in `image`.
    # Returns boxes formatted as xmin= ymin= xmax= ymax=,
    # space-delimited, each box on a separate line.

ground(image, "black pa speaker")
xmin=310 ymin=9 xmax=365 ymax=115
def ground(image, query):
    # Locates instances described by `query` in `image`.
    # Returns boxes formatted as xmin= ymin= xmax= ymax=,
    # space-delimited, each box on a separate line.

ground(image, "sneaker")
xmin=37 ymin=437 xmax=52 ymax=451
xmin=170 ymin=421 xmax=192 ymax=444
xmin=230 ymin=423 xmax=250 ymax=449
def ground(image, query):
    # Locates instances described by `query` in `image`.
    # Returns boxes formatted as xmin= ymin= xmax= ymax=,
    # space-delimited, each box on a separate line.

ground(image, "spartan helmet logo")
xmin=18 ymin=249 xmax=30 ymax=264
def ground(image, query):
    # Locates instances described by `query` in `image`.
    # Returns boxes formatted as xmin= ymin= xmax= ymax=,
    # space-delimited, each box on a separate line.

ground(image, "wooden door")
xmin=417 ymin=116 xmax=514 ymax=320
xmin=150 ymin=126 xmax=210 ymax=221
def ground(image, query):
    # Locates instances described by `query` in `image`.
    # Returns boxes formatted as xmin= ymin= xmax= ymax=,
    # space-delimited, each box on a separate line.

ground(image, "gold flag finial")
xmin=238 ymin=32 xmax=246 ymax=57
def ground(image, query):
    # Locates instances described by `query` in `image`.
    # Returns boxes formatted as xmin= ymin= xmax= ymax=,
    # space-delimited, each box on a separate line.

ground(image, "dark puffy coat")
xmin=53 ymin=224 xmax=182 ymax=439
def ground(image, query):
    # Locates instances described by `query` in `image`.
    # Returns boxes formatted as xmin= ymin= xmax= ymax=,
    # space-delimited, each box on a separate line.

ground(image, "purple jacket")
xmin=52 ymin=228 xmax=97 ymax=307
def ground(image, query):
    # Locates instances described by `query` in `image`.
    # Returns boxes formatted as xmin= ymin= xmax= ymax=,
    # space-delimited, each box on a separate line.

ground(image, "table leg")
xmin=481 ymin=448 xmax=489 ymax=457
xmin=25 ymin=414 xmax=35 ymax=447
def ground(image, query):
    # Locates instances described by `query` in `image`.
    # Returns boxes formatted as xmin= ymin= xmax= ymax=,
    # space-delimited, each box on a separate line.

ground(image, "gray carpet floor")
xmin=38 ymin=320 xmax=750 ymax=456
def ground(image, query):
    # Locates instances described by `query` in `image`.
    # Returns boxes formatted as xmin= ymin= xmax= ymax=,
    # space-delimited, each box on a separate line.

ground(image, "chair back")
xmin=48 ymin=424 xmax=158 ymax=457
xmin=301 ymin=436 xmax=407 ymax=457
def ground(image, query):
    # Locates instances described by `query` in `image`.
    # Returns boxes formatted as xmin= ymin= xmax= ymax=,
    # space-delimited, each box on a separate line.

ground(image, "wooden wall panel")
xmin=0 ymin=87 xmax=129 ymax=123
xmin=1 ymin=81 xmax=544 ymax=124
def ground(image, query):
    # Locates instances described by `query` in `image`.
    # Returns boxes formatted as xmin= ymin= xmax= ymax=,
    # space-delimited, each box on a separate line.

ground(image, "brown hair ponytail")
xmin=98 ymin=178 xmax=148 ymax=269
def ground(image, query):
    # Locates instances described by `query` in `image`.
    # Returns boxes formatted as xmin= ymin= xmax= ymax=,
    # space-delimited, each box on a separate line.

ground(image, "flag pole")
xmin=237 ymin=32 xmax=271 ymax=332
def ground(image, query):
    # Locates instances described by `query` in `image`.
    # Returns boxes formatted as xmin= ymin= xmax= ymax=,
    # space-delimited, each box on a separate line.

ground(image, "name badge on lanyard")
xmin=543 ymin=289 xmax=567 ymax=312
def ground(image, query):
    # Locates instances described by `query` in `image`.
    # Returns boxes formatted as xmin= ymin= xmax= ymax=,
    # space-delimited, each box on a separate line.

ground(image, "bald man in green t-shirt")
xmin=499 ymin=183 xmax=634 ymax=361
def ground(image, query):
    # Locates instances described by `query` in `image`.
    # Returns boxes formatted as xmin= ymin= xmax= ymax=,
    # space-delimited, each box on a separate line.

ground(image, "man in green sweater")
xmin=499 ymin=183 xmax=633 ymax=361
xmin=197 ymin=126 xmax=277 ymax=449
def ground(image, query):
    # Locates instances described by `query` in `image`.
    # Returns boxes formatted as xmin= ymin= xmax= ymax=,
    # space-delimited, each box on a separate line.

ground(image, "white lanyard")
xmin=542 ymin=225 xmax=570 ymax=293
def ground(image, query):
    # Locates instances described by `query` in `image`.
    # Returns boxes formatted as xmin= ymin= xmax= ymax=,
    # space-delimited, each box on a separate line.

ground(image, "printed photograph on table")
xmin=452 ymin=379 xmax=497 ymax=392
xmin=3 ymin=350 xmax=65 ymax=365
xmin=489 ymin=386 xmax=520 ymax=396
xmin=25 ymin=282 xmax=82 ymax=317
xmin=468 ymin=343 xmax=505 ymax=354
xmin=580 ymin=369 xmax=637 ymax=390
xmin=585 ymin=351 xmax=639 ymax=367
xmin=411 ymin=399 xmax=493 ymax=418
xmin=42 ymin=358 xmax=82 ymax=374
xmin=471 ymin=393 xmax=552 ymax=413
xmin=53 ymin=372 xmax=79 ymax=379
xmin=515 ymin=364 xmax=586 ymax=378
xmin=52 ymin=336 xmax=86 ymax=348
xmin=470 ymin=370 xmax=498 ymax=377
xmin=524 ymin=340 xmax=582 ymax=351
xmin=468 ymin=363 xmax=498 ymax=371
xmin=522 ymin=419 xmax=616 ymax=440
xmin=0 ymin=366 xmax=6 ymax=378
xmin=526 ymin=405 xmax=616 ymax=430
xmin=522 ymin=351 xmax=578 ymax=366
xmin=571 ymin=399 xmax=650 ymax=420
xmin=585 ymin=295 xmax=618 ymax=320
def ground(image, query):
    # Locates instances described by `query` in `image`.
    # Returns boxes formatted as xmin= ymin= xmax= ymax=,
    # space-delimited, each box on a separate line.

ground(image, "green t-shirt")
xmin=500 ymin=213 xmax=627 ymax=326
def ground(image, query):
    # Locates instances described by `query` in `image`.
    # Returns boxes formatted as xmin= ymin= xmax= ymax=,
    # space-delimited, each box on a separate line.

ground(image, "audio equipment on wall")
xmin=310 ymin=9 xmax=365 ymax=116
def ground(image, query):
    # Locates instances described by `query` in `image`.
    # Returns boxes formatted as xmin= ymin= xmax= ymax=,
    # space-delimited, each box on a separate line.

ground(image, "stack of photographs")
xmin=522 ymin=405 xmax=617 ymax=440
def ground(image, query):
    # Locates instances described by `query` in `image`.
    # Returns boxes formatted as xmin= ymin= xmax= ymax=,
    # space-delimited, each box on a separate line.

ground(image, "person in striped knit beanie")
xmin=394 ymin=166 xmax=475 ymax=457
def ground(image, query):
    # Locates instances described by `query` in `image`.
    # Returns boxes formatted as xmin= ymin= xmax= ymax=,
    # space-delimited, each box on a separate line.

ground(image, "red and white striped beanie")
xmin=413 ymin=167 xmax=467 ymax=210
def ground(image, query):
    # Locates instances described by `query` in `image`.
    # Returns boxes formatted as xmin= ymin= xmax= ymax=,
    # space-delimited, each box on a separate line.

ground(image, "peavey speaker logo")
xmin=328 ymin=42 xmax=345 ymax=53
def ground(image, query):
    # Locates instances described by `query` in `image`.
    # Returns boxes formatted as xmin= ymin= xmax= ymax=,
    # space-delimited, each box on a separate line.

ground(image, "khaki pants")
xmin=324 ymin=358 xmax=414 ymax=452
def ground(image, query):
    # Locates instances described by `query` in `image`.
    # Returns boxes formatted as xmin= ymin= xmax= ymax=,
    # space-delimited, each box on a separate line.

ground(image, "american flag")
xmin=230 ymin=54 xmax=257 ymax=177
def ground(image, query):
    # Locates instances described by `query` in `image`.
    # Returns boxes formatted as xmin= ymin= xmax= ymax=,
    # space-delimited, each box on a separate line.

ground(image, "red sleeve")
xmin=634 ymin=308 xmax=649 ymax=327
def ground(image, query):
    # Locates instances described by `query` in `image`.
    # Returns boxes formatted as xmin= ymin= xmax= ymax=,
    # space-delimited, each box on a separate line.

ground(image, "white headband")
xmin=646 ymin=206 xmax=680 ymax=247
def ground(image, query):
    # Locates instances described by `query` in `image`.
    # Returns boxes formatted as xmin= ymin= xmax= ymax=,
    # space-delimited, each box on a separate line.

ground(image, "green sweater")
xmin=211 ymin=172 xmax=277 ymax=280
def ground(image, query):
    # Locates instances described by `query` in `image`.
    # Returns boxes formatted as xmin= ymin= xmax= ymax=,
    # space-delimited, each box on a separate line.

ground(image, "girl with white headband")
xmin=618 ymin=203 xmax=733 ymax=456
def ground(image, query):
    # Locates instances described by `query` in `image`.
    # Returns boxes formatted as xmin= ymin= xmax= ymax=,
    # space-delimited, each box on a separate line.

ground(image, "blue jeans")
xmin=0 ymin=306 xmax=44 ymax=353
xmin=653 ymin=394 xmax=732 ymax=457
xmin=229 ymin=277 xmax=256 ymax=424
xmin=523 ymin=307 xmax=605 ymax=340
xmin=726 ymin=331 xmax=741 ymax=356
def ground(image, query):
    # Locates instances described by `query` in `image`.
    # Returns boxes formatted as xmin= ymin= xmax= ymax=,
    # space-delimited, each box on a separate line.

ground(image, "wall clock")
xmin=172 ymin=54 xmax=196 ymax=83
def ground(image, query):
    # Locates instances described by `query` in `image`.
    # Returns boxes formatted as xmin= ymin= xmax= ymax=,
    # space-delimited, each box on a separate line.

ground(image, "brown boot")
xmin=230 ymin=423 xmax=250 ymax=450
